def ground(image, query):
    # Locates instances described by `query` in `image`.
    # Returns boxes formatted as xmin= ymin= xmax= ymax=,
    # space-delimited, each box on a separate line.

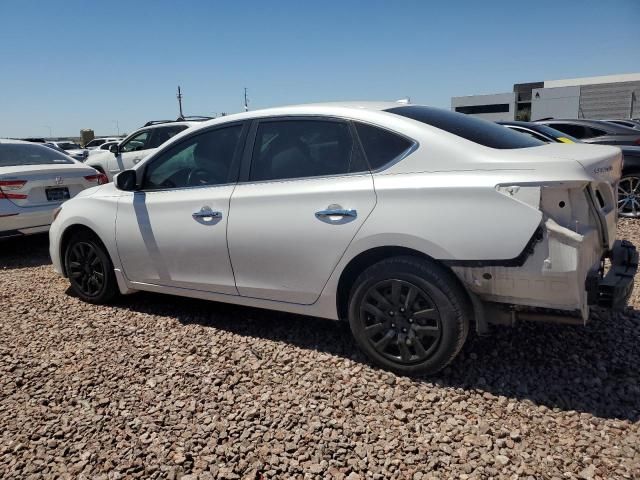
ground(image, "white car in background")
xmin=86 ymin=120 xmax=200 ymax=181
xmin=87 ymin=140 xmax=122 ymax=157
xmin=0 ymin=139 xmax=107 ymax=239
xmin=46 ymin=141 xmax=89 ymax=161
xmin=84 ymin=137 xmax=123 ymax=150
xmin=49 ymin=103 xmax=637 ymax=375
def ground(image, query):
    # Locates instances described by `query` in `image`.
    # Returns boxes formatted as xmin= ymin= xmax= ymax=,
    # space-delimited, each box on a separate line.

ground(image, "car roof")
xmin=0 ymin=138 xmax=33 ymax=145
xmin=175 ymin=101 xmax=420 ymax=131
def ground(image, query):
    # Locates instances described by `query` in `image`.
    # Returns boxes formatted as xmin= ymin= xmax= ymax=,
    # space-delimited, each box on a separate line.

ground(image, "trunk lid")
xmin=0 ymin=164 xmax=98 ymax=208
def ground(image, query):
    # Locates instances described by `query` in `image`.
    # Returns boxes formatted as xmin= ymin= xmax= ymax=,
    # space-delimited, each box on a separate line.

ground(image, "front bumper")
xmin=586 ymin=240 xmax=638 ymax=309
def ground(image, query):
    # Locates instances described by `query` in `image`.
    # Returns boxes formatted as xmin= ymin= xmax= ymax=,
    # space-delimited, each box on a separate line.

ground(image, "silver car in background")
xmin=46 ymin=141 xmax=89 ymax=161
xmin=0 ymin=139 xmax=106 ymax=239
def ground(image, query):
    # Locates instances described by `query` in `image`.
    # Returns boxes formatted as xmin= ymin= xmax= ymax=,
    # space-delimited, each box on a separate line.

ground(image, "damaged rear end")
xmin=452 ymin=143 xmax=637 ymax=328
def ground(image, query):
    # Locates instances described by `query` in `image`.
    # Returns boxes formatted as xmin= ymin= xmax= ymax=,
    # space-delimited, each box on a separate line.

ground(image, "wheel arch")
xmin=335 ymin=246 xmax=476 ymax=325
xmin=59 ymin=224 xmax=107 ymax=277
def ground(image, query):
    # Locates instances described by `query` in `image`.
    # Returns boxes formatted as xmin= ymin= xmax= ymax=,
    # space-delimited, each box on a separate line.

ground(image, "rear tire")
xmin=617 ymin=175 xmax=640 ymax=218
xmin=64 ymin=231 xmax=118 ymax=304
xmin=348 ymin=256 xmax=470 ymax=376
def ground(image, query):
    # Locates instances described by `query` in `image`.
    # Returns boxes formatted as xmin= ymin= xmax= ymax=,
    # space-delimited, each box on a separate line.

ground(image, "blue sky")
xmin=0 ymin=0 xmax=638 ymax=137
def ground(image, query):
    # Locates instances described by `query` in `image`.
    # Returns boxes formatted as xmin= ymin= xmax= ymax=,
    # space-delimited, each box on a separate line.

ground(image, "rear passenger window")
xmin=355 ymin=123 xmax=413 ymax=170
xmin=250 ymin=120 xmax=366 ymax=181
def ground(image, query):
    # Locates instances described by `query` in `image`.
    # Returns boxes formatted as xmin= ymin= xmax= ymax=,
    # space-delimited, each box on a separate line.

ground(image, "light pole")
xmin=113 ymin=120 xmax=120 ymax=136
xmin=44 ymin=125 xmax=52 ymax=138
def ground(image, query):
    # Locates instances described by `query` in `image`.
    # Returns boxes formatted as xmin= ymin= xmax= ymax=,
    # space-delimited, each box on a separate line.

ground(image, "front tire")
xmin=348 ymin=256 xmax=470 ymax=376
xmin=64 ymin=231 xmax=118 ymax=304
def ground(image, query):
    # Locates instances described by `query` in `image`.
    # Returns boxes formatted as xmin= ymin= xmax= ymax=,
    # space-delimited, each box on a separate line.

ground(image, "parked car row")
xmin=42 ymin=102 xmax=637 ymax=375
xmin=0 ymin=139 xmax=107 ymax=238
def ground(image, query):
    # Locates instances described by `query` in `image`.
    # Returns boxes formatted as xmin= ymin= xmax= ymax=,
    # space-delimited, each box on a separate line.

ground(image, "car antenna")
xmin=177 ymin=86 xmax=185 ymax=119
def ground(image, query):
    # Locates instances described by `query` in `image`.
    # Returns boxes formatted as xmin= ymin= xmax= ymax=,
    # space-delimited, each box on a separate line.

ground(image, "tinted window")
xmin=587 ymin=127 xmax=607 ymax=138
xmin=387 ymin=106 xmax=543 ymax=149
xmin=58 ymin=142 xmax=81 ymax=150
xmin=0 ymin=144 xmax=74 ymax=167
xmin=355 ymin=123 xmax=413 ymax=170
xmin=250 ymin=120 xmax=364 ymax=181
xmin=147 ymin=125 xmax=189 ymax=149
xmin=86 ymin=139 xmax=105 ymax=147
xmin=532 ymin=124 xmax=580 ymax=143
xmin=142 ymin=125 xmax=242 ymax=190
xmin=547 ymin=123 xmax=589 ymax=139
xmin=120 ymin=131 xmax=150 ymax=152
xmin=454 ymin=104 xmax=510 ymax=115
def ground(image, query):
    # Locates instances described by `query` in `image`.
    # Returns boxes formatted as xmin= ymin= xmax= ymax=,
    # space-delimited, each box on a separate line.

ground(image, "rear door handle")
xmin=192 ymin=208 xmax=222 ymax=219
xmin=315 ymin=209 xmax=357 ymax=218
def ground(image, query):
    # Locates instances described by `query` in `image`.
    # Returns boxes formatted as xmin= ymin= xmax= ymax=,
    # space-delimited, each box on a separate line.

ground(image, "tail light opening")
xmin=0 ymin=180 xmax=28 ymax=199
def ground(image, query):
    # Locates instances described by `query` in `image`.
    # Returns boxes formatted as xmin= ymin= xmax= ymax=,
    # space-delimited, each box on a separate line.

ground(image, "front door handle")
xmin=192 ymin=208 xmax=222 ymax=219
xmin=315 ymin=208 xmax=357 ymax=218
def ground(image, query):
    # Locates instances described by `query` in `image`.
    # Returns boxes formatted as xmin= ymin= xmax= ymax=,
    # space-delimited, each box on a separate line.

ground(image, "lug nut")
xmin=402 ymin=328 xmax=407 ymax=333
xmin=399 ymin=307 xmax=405 ymax=313
xmin=391 ymin=323 xmax=396 ymax=328
xmin=408 ymin=318 xmax=413 ymax=323
xmin=389 ymin=311 xmax=395 ymax=316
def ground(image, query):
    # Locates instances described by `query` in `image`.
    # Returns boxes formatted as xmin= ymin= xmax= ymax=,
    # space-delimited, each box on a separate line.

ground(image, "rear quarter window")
xmin=386 ymin=106 xmax=543 ymax=149
xmin=354 ymin=123 xmax=413 ymax=170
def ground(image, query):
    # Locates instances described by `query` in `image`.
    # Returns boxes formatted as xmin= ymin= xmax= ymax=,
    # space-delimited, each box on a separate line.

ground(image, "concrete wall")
xmin=579 ymin=81 xmax=640 ymax=119
xmin=545 ymin=73 xmax=640 ymax=88
xmin=531 ymin=86 xmax=580 ymax=121
xmin=450 ymin=92 xmax=516 ymax=121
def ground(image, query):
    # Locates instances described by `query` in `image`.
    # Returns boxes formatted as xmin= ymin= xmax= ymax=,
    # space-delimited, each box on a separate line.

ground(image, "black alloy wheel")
xmin=348 ymin=256 xmax=470 ymax=375
xmin=359 ymin=279 xmax=442 ymax=364
xmin=64 ymin=231 xmax=118 ymax=304
xmin=67 ymin=241 xmax=106 ymax=297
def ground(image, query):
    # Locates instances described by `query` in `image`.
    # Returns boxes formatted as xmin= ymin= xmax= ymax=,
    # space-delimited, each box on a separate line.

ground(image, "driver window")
xmin=142 ymin=125 xmax=243 ymax=190
xmin=120 ymin=131 xmax=150 ymax=152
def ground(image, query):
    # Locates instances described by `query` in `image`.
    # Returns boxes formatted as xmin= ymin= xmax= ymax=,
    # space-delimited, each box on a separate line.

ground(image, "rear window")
xmin=0 ymin=144 xmax=74 ymax=167
xmin=355 ymin=123 xmax=413 ymax=170
xmin=57 ymin=142 xmax=81 ymax=150
xmin=386 ymin=106 xmax=544 ymax=149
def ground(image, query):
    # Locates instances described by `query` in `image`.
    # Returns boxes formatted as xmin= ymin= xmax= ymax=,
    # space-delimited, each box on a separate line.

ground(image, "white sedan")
xmin=0 ymin=139 xmax=107 ymax=239
xmin=49 ymin=102 xmax=636 ymax=375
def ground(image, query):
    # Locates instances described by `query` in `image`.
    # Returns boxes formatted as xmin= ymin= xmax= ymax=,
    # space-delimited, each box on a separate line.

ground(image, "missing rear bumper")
xmin=586 ymin=240 xmax=638 ymax=309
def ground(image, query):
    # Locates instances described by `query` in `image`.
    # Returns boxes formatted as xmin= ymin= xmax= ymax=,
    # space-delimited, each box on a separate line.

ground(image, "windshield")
xmin=386 ymin=106 xmax=544 ymax=149
xmin=58 ymin=142 xmax=82 ymax=150
xmin=0 ymin=144 xmax=75 ymax=167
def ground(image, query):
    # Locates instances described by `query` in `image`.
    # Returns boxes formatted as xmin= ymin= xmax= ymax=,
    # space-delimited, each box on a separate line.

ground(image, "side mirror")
xmin=115 ymin=170 xmax=138 ymax=191
xmin=109 ymin=144 xmax=119 ymax=155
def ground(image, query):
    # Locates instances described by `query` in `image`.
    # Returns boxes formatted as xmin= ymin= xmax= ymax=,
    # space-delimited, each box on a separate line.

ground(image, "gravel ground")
xmin=1 ymin=222 xmax=639 ymax=480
